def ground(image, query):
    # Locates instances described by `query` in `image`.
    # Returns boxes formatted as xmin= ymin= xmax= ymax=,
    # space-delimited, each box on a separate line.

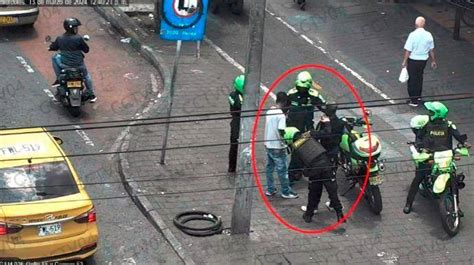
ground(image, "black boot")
xmin=403 ymin=202 xmax=412 ymax=214
xmin=336 ymin=211 xmax=346 ymax=223
xmin=302 ymin=212 xmax=312 ymax=223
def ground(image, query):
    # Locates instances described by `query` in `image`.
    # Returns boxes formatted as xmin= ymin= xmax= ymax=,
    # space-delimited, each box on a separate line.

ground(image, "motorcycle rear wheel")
xmin=439 ymin=188 xmax=460 ymax=237
xmin=69 ymin=106 xmax=81 ymax=117
xmin=365 ymin=185 xmax=383 ymax=215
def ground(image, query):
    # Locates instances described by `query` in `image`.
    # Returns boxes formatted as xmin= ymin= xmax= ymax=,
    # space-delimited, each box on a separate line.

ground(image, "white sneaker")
xmin=325 ymin=201 xmax=344 ymax=212
xmin=89 ymin=96 xmax=97 ymax=103
xmin=281 ymin=193 xmax=299 ymax=199
xmin=300 ymin=205 xmax=318 ymax=213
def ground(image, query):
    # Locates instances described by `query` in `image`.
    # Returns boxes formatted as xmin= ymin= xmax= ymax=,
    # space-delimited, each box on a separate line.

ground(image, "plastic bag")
xmin=399 ymin=67 xmax=409 ymax=83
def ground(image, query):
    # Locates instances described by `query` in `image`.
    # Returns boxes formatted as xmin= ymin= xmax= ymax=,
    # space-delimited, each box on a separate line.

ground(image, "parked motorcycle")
xmin=46 ymin=35 xmax=90 ymax=117
xmin=338 ymin=111 xmax=385 ymax=215
xmin=408 ymin=141 xmax=470 ymax=236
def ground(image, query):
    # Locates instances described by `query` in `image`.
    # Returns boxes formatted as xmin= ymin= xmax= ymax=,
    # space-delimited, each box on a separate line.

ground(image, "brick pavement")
xmin=117 ymin=1 xmax=474 ymax=264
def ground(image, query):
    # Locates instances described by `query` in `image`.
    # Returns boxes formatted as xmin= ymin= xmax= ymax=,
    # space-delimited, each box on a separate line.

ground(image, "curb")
xmin=94 ymin=6 xmax=195 ymax=265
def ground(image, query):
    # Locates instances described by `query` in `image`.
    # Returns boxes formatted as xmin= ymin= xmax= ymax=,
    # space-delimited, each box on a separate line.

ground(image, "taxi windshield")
xmin=0 ymin=161 xmax=79 ymax=204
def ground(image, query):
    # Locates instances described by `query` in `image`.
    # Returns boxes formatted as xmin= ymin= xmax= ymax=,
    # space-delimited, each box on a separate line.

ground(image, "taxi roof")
xmin=0 ymin=127 xmax=65 ymax=167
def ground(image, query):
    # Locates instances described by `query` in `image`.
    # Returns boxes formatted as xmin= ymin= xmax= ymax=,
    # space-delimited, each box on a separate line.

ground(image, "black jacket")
xmin=49 ymin=33 xmax=89 ymax=66
xmin=415 ymin=119 xmax=466 ymax=152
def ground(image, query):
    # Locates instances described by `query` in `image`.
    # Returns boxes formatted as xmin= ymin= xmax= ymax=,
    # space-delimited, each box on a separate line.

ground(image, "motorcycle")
xmin=46 ymin=35 xmax=90 ymax=117
xmin=408 ymin=141 xmax=470 ymax=237
xmin=338 ymin=111 xmax=386 ymax=215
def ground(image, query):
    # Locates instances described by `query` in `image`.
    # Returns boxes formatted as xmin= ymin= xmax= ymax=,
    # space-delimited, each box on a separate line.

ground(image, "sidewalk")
xmin=98 ymin=1 xmax=474 ymax=264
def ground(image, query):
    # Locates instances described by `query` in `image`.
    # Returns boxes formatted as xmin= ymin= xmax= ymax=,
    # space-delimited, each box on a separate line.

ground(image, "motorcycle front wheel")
xmin=365 ymin=185 xmax=383 ymax=215
xmin=439 ymin=187 xmax=460 ymax=237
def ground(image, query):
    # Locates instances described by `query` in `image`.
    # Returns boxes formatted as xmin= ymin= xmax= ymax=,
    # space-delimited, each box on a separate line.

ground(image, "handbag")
xmin=399 ymin=67 xmax=409 ymax=83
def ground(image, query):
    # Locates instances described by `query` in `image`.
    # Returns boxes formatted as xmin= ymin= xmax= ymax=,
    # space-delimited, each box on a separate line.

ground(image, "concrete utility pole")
xmin=231 ymin=0 xmax=267 ymax=235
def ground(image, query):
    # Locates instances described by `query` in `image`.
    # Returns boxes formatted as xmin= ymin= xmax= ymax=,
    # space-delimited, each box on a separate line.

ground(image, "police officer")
xmin=287 ymin=71 xmax=326 ymax=183
xmin=404 ymin=101 xmax=470 ymax=214
xmin=227 ymin=75 xmax=245 ymax=173
xmin=284 ymin=127 xmax=345 ymax=223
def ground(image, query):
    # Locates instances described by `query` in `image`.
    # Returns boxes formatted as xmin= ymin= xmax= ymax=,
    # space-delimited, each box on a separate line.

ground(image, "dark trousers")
xmin=407 ymin=58 xmax=428 ymax=104
xmin=406 ymin=162 xmax=431 ymax=205
xmin=228 ymin=118 xmax=240 ymax=172
xmin=306 ymin=159 xmax=342 ymax=216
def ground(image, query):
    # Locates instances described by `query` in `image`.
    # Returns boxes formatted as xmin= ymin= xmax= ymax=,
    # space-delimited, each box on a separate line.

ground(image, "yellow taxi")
xmin=0 ymin=128 xmax=98 ymax=261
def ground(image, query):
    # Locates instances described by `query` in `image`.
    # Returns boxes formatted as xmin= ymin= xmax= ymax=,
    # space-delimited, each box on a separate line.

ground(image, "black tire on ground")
xmin=69 ymin=106 xmax=81 ymax=117
xmin=439 ymin=188 xmax=460 ymax=237
xmin=366 ymin=185 xmax=383 ymax=215
xmin=230 ymin=0 xmax=243 ymax=15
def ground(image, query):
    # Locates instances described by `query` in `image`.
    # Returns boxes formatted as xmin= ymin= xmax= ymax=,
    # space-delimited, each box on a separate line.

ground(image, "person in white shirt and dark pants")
xmin=402 ymin=16 xmax=438 ymax=107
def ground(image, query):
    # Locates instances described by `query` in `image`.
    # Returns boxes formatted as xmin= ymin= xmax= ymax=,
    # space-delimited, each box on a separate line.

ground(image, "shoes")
xmin=302 ymin=212 xmax=312 ymax=223
xmin=299 ymin=1 xmax=306 ymax=10
xmin=227 ymin=168 xmax=236 ymax=173
xmin=407 ymin=101 xmax=418 ymax=107
xmin=89 ymin=95 xmax=97 ymax=103
xmin=403 ymin=202 xmax=412 ymax=214
xmin=52 ymin=80 xmax=60 ymax=87
xmin=300 ymin=205 xmax=318 ymax=214
xmin=265 ymin=189 xmax=278 ymax=196
xmin=459 ymin=209 xmax=464 ymax=218
xmin=336 ymin=211 xmax=347 ymax=223
xmin=325 ymin=201 xmax=344 ymax=212
xmin=281 ymin=192 xmax=299 ymax=199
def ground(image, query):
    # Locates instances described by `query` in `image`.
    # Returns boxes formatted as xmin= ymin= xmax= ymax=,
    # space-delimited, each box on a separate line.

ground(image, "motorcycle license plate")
xmin=38 ymin=223 xmax=62 ymax=237
xmin=0 ymin=16 xmax=18 ymax=25
xmin=369 ymin=175 xmax=383 ymax=185
xmin=67 ymin=81 xmax=82 ymax=88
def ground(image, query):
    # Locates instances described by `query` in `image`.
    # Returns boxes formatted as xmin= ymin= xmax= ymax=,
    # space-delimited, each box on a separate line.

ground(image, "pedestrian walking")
xmin=264 ymin=92 xmax=298 ymax=199
xmin=227 ymin=74 xmax=245 ymax=173
xmin=402 ymin=16 xmax=437 ymax=107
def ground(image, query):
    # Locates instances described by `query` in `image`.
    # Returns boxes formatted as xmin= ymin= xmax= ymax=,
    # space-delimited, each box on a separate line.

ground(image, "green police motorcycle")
xmin=338 ymin=112 xmax=385 ymax=215
xmin=408 ymin=142 xmax=470 ymax=236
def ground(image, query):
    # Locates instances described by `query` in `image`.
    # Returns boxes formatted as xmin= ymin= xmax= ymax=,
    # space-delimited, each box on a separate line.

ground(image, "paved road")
xmin=0 ymin=7 xmax=182 ymax=264
xmin=123 ymin=0 xmax=474 ymax=263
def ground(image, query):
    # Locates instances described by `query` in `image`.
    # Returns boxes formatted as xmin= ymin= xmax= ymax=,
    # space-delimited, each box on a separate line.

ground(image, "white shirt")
xmin=264 ymin=107 xmax=287 ymax=149
xmin=404 ymin=28 xmax=434 ymax=61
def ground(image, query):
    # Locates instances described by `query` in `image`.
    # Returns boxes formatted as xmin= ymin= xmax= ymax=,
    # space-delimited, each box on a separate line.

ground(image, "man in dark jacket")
xmin=49 ymin=17 xmax=96 ymax=102
xmin=284 ymin=127 xmax=345 ymax=223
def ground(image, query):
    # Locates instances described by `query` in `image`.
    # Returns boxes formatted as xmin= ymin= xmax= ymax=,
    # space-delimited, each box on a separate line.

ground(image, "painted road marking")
xmin=265 ymin=11 xmax=396 ymax=105
xmin=204 ymin=38 xmax=276 ymax=100
xmin=16 ymin=56 xmax=35 ymax=73
xmin=74 ymin=125 xmax=95 ymax=147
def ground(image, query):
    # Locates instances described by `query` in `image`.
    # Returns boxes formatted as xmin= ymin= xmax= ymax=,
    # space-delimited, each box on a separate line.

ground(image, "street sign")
xmin=160 ymin=0 xmax=209 ymax=41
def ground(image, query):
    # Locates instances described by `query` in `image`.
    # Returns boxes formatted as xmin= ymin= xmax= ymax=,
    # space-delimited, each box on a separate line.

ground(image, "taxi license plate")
xmin=67 ymin=81 xmax=82 ymax=88
xmin=38 ymin=223 xmax=62 ymax=237
xmin=0 ymin=16 xmax=18 ymax=25
xmin=369 ymin=175 xmax=383 ymax=185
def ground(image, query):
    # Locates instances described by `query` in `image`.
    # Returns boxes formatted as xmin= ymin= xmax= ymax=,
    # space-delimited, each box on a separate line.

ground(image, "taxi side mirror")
xmin=53 ymin=136 xmax=63 ymax=145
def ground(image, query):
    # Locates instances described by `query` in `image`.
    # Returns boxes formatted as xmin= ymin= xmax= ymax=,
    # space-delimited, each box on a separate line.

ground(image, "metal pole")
xmin=454 ymin=6 xmax=462 ymax=40
xmin=231 ymin=0 xmax=266 ymax=235
xmin=160 ymin=40 xmax=182 ymax=164
xmin=196 ymin=40 xmax=201 ymax=59
xmin=155 ymin=0 xmax=161 ymax=32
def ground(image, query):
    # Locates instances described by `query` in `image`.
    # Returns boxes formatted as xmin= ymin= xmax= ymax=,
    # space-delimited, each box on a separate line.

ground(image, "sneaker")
xmin=325 ymin=201 xmax=344 ymax=212
xmin=300 ymin=205 xmax=318 ymax=214
xmin=281 ymin=193 xmax=299 ymax=199
xmin=89 ymin=95 xmax=97 ymax=103
xmin=265 ymin=189 xmax=278 ymax=196
xmin=408 ymin=101 xmax=418 ymax=107
xmin=302 ymin=212 xmax=312 ymax=223
xmin=51 ymin=80 xmax=60 ymax=87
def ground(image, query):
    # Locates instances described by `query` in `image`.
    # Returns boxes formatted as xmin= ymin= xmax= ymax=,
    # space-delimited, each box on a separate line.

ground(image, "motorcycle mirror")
xmin=45 ymin=35 xmax=51 ymax=42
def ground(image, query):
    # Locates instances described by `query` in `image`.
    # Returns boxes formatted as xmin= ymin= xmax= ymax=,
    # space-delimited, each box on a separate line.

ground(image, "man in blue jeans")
xmin=264 ymin=92 xmax=298 ymax=199
xmin=49 ymin=17 xmax=97 ymax=103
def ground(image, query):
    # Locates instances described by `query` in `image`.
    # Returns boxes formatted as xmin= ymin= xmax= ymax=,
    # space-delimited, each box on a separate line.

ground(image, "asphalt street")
xmin=0 ymin=7 xmax=181 ymax=264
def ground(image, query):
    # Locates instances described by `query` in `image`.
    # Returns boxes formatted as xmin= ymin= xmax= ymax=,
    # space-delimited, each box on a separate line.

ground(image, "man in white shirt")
xmin=264 ymin=92 xmax=298 ymax=199
xmin=402 ymin=16 xmax=438 ymax=107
